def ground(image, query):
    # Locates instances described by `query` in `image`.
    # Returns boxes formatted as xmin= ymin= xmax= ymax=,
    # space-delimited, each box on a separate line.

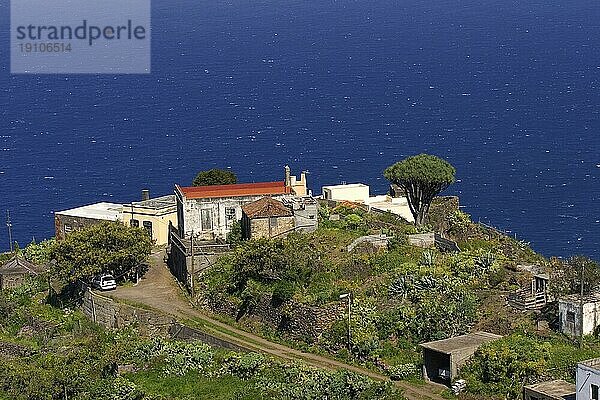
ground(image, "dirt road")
xmin=110 ymin=250 xmax=447 ymax=400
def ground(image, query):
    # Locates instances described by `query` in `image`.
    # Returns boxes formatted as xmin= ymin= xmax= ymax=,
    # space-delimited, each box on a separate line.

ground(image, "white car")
xmin=91 ymin=274 xmax=117 ymax=291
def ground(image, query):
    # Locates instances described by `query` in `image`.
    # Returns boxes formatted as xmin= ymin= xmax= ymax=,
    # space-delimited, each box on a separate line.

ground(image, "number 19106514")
xmin=19 ymin=43 xmax=72 ymax=53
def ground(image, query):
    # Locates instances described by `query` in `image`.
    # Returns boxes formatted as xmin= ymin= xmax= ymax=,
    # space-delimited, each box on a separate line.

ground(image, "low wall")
xmin=169 ymin=323 xmax=251 ymax=353
xmin=80 ymin=289 xmax=256 ymax=353
xmin=206 ymin=293 xmax=345 ymax=341
xmin=81 ymin=289 xmax=174 ymax=337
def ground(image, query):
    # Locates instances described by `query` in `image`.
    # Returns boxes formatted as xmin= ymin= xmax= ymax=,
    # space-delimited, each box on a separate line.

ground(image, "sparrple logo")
xmin=11 ymin=0 xmax=151 ymax=74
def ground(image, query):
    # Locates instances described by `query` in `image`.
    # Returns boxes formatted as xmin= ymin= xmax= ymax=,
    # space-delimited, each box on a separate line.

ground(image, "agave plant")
xmin=475 ymin=250 xmax=496 ymax=274
xmin=420 ymin=250 xmax=437 ymax=267
xmin=389 ymin=274 xmax=413 ymax=298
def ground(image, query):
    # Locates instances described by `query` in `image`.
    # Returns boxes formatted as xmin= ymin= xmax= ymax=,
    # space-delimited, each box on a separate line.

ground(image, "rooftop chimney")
xmin=141 ymin=189 xmax=150 ymax=201
xmin=284 ymin=165 xmax=291 ymax=187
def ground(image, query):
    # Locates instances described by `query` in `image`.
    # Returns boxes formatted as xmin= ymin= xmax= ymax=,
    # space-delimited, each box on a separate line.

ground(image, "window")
xmin=225 ymin=207 xmax=236 ymax=227
xmin=225 ymin=207 xmax=236 ymax=220
xmin=566 ymin=311 xmax=575 ymax=323
xmin=201 ymin=209 xmax=213 ymax=231
xmin=130 ymin=219 xmax=139 ymax=228
xmin=592 ymin=384 xmax=599 ymax=400
xmin=143 ymin=221 xmax=153 ymax=240
xmin=269 ymin=217 xmax=279 ymax=230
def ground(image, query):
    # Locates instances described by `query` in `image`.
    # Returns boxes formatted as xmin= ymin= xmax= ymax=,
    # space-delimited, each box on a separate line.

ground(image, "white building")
xmin=322 ymin=183 xmax=370 ymax=204
xmin=364 ymin=195 xmax=414 ymax=223
xmin=54 ymin=202 xmax=123 ymax=240
xmin=175 ymin=182 xmax=292 ymax=241
xmin=321 ymin=183 xmax=414 ymax=222
xmin=558 ymin=293 xmax=600 ymax=338
xmin=577 ymin=358 xmax=600 ymax=400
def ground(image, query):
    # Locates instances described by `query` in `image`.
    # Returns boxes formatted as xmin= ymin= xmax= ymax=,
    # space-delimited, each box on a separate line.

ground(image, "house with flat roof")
xmin=420 ymin=331 xmax=502 ymax=385
xmin=523 ymin=380 xmax=575 ymax=400
xmin=123 ymin=192 xmax=177 ymax=246
xmin=577 ymin=358 xmax=600 ymax=400
xmin=530 ymin=358 xmax=600 ymax=400
xmin=54 ymin=202 xmax=123 ymax=240
xmin=558 ymin=293 xmax=600 ymax=338
xmin=322 ymin=183 xmax=370 ymax=204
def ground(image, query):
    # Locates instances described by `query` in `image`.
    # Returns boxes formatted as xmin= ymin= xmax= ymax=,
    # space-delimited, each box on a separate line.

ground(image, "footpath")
xmin=108 ymin=250 xmax=447 ymax=400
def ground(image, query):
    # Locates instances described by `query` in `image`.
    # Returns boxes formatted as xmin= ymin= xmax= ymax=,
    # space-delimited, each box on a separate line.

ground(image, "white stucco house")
xmin=577 ymin=358 xmax=600 ymax=400
xmin=322 ymin=183 xmax=370 ymax=204
xmin=558 ymin=293 xmax=600 ymax=338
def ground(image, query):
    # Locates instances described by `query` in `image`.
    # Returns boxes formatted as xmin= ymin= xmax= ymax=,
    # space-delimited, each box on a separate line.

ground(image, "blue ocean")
xmin=1 ymin=0 xmax=599 ymax=260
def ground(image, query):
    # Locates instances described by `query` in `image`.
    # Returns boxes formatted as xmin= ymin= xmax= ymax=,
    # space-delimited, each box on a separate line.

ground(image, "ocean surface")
xmin=1 ymin=0 xmax=599 ymax=260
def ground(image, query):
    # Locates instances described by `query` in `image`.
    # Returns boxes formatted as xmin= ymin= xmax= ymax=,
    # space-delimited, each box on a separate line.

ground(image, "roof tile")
xmin=242 ymin=197 xmax=293 ymax=218
xmin=177 ymin=182 xmax=290 ymax=200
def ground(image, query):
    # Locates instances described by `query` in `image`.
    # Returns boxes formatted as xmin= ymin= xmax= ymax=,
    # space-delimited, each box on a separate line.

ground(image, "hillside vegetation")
xmin=198 ymin=199 xmax=600 ymax=398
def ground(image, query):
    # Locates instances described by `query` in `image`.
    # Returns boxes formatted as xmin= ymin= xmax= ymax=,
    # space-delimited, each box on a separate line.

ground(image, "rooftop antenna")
xmin=6 ymin=210 xmax=13 ymax=252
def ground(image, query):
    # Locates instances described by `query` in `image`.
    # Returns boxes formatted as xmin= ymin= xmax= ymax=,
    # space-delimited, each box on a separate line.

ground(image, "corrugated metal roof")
xmin=242 ymin=197 xmax=293 ymax=218
xmin=177 ymin=182 xmax=290 ymax=199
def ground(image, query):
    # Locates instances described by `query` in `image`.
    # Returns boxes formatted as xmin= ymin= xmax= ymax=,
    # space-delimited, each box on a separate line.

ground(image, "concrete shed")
xmin=421 ymin=331 xmax=502 ymax=385
xmin=523 ymin=380 xmax=575 ymax=400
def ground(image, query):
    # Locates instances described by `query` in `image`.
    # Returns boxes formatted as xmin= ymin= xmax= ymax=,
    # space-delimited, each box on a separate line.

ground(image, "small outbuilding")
xmin=558 ymin=293 xmax=600 ymax=338
xmin=0 ymin=257 xmax=45 ymax=290
xmin=241 ymin=197 xmax=295 ymax=239
xmin=421 ymin=331 xmax=502 ymax=385
xmin=523 ymin=380 xmax=575 ymax=400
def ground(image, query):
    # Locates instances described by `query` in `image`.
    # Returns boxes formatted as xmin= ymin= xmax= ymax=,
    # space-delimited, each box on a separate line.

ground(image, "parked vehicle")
xmin=91 ymin=274 xmax=117 ymax=291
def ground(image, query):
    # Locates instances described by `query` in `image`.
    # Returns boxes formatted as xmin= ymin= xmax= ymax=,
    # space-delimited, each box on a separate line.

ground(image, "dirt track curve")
xmin=108 ymin=250 xmax=447 ymax=400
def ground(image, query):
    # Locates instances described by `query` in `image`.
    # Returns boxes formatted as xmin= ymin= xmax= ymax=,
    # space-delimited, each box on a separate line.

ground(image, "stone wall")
xmin=206 ymin=293 xmax=345 ymax=341
xmin=428 ymin=196 xmax=460 ymax=233
xmin=81 ymin=289 xmax=174 ymax=337
xmin=55 ymin=215 xmax=107 ymax=240
xmin=249 ymin=216 xmax=295 ymax=239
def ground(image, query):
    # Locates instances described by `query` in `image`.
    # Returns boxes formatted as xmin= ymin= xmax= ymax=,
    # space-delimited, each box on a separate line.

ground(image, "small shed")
xmin=241 ymin=197 xmax=295 ymax=239
xmin=508 ymin=264 xmax=550 ymax=311
xmin=558 ymin=293 xmax=600 ymax=337
xmin=421 ymin=331 xmax=502 ymax=385
xmin=523 ymin=380 xmax=575 ymax=400
xmin=0 ymin=257 xmax=45 ymax=290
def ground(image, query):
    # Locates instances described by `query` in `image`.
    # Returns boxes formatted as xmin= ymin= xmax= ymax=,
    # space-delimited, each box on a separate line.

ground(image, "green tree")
xmin=226 ymin=220 xmax=243 ymax=247
xmin=461 ymin=334 xmax=551 ymax=399
xmin=549 ymin=255 xmax=600 ymax=299
xmin=384 ymin=154 xmax=456 ymax=226
xmin=192 ymin=169 xmax=237 ymax=186
xmin=24 ymin=238 xmax=55 ymax=265
xmin=50 ymin=222 xmax=152 ymax=283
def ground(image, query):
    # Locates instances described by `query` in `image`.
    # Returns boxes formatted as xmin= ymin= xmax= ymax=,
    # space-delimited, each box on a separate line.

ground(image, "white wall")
xmin=559 ymin=300 xmax=600 ymax=337
xmin=577 ymin=362 xmax=600 ymax=400
xmin=322 ymin=184 xmax=369 ymax=203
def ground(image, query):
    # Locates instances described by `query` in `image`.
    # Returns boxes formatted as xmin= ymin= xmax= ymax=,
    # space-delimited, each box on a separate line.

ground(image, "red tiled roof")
xmin=177 ymin=182 xmax=291 ymax=200
xmin=242 ymin=197 xmax=293 ymax=218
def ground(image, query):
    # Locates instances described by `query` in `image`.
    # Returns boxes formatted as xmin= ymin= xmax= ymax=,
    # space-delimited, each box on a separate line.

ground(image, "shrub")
xmin=344 ymin=214 xmax=364 ymax=230
xmin=271 ymin=280 xmax=295 ymax=305
xmin=461 ymin=334 xmax=551 ymax=399
xmin=388 ymin=363 xmax=419 ymax=381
